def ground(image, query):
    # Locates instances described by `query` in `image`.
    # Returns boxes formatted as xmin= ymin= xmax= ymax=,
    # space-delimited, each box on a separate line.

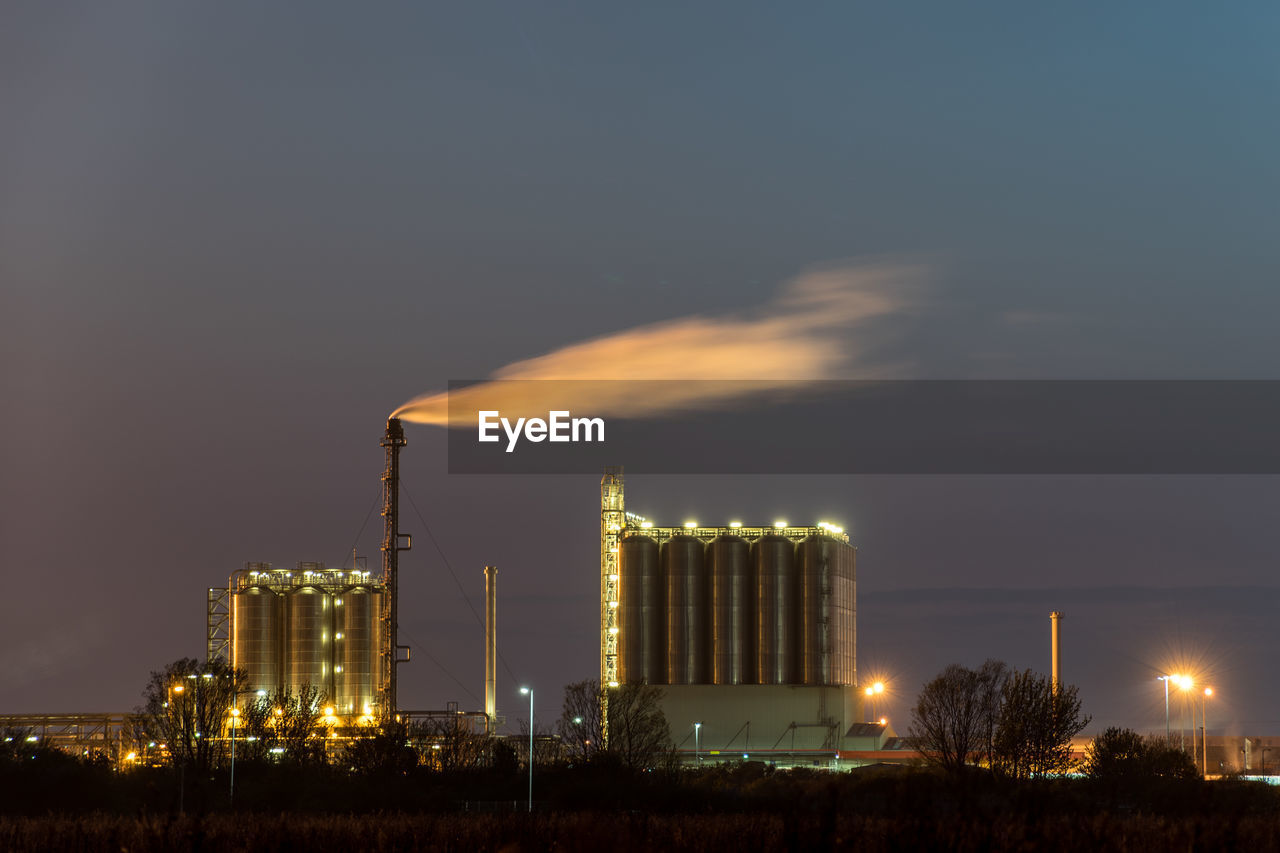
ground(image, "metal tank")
xmin=709 ymin=535 xmax=753 ymax=684
xmin=618 ymin=535 xmax=664 ymax=684
xmin=337 ymin=585 xmax=382 ymax=716
xmin=286 ymin=586 xmax=334 ymax=701
xmin=232 ymin=585 xmax=282 ymax=695
xmin=754 ymin=534 xmax=797 ymax=684
xmin=797 ymin=535 xmax=857 ymax=685
xmin=664 ymin=534 xmax=709 ymax=684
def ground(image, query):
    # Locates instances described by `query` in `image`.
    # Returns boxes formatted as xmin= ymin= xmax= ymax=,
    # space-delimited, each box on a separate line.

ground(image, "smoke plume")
xmin=391 ymin=262 xmax=920 ymax=426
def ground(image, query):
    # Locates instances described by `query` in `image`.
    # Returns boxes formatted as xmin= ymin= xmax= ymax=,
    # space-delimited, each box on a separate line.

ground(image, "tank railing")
xmin=231 ymin=569 xmax=382 ymax=592
xmin=620 ymin=525 xmax=849 ymax=544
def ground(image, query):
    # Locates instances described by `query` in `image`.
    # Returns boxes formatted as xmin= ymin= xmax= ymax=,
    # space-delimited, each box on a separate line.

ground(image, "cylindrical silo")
xmin=287 ymin=586 xmax=334 ymax=701
xmin=797 ymin=536 xmax=831 ymax=685
xmin=709 ymin=535 xmax=753 ymax=684
xmin=754 ymin=534 xmax=797 ymax=684
xmin=664 ymin=535 xmax=709 ymax=684
xmin=232 ymin=585 xmax=282 ymax=696
xmin=337 ymin=585 xmax=380 ymax=716
xmin=618 ymin=535 xmax=664 ymax=684
xmin=797 ymin=535 xmax=857 ymax=685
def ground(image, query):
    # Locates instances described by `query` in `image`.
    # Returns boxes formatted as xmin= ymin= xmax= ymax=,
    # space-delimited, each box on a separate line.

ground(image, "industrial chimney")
xmin=484 ymin=565 xmax=498 ymax=732
xmin=1050 ymin=611 xmax=1062 ymax=694
xmin=380 ymin=417 xmax=410 ymax=717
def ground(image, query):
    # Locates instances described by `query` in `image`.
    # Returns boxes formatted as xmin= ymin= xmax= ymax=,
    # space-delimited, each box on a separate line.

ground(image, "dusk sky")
xmin=4 ymin=4 xmax=1279 ymax=735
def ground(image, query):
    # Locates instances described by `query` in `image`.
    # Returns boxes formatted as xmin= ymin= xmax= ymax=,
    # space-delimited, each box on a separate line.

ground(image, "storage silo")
xmin=664 ymin=534 xmax=709 ymax=684
xmin=754 ymin=533 xmax=798 ymax=685
xmin=232 ymin=584 xmax=282 ymax=696
xmin=337 ymin=583 xmax=382 ymax=716
xmin=618 ymin=535 xmax=664 ymax=684
xmin=709 ymin=534 xmax=753 ymax=685
xmin=797 ymin=535 xmax=857 ymax=685
xmin=287 ymin=586 xmax=334 ymax=701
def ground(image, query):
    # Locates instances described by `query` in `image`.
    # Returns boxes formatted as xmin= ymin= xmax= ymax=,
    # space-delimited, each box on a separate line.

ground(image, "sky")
xmin=3 ymin=3 xmax=1279 ymax=734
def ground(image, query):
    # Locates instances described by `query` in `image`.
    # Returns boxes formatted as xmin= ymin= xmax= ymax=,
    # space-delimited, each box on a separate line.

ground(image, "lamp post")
xmin=1201 ymin=687 xmax=1213 ymax=778
xmin=694 ymin=722 xmax=701 ymax=765
xmin=1157 ymin=675 xmax=1172 ymax=740
xmin=169 ymin=683 xmax=186 ymax=814
xmin=519 ymin=687 xmax=533 ymax=813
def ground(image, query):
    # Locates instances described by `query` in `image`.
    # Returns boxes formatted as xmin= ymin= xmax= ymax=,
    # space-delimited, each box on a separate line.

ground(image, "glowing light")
xmin=608 ymin=681 xmax=619 ymax=688
xmin=879 ymin=717 xmax=887 ymax=726
xmin=729 ymin=521 xmax=742 ymax=529
xmin=126 ymin=752 xmax=137 ymax=761
xmin=640 ymin=521 xmax=653 ymax=529
xmin=608 ymin=626 xmax=619 ymax=634
xmin=609 ymin=601 xmax=619 ymax=608
xmin=684 ymin=521 xmax=698 ymax=529
xmin=1204 ymin=687 xmax=1214 ymax=697
xmin=774 ymin=520 xmax=788 ymax=529
xmin=324 ymin=706 xmax=335 ymax=716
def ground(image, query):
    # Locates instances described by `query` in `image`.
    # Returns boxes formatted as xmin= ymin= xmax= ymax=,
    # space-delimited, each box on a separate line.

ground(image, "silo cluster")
xmin=616 ymin=531 xmax=855 ymax=686
xmin=230 ymin=562 xmax=384 ymax=717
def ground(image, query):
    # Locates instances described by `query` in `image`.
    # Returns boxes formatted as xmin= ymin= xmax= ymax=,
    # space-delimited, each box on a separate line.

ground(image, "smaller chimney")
xmin=1050 ymin=611 xmax=1062 ymax=694
xmin=484 ymin=566 xmax=498 ymax=732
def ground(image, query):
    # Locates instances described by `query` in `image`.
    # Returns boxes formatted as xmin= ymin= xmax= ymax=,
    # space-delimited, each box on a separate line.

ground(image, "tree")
xmin=1083 ymin=727 xmax=1198 ymax=782
xmin=343 ymin=719 xmax=422 ymax=777
xmin=556 ymin=679 xmax=606 ymax=763
xmin=555 ymin=679 xmax=672 ymax=770
xmin=236 ymin=685 xmax=331 ymax=766
xmin=990 ymin=669 xmax=1090 ymax=779
xmin=135 ymin=657 xmax=246 ymax=771
xmin=909 ymin=660 xmax=1008 ymax=774
xmin=422 ymin=714 xmax=489 ymax=773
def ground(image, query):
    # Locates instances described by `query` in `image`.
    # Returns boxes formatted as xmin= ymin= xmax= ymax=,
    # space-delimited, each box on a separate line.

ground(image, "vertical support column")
xmin=1050 ymin=611 xmax=1062 ymax=695
xmin=484 ymin=565 xmax=498 ymax=732
xmin=380 ymin=418 xmax=409 ymax=719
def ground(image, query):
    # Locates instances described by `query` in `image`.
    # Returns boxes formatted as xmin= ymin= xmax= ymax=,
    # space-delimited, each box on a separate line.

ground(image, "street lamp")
xmin=694 ymin=722 xmax=702 ymax=764
xmin=519 ymin=687 xmax=533 ymax=813
xmin=1157 ymin=674 xmax=1191 ymax=747
xmin=864 ymin=681 xmax=885 ymax=722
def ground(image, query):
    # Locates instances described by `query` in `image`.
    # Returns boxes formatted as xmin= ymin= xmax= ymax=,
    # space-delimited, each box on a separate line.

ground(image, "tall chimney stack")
xmin=1050 ymin=611 xmax=1062 ymax=694
xmin=380 ymin=417 xmax=409 ymax=718
xmin=484 ymin=565 xmax=498 ymax=732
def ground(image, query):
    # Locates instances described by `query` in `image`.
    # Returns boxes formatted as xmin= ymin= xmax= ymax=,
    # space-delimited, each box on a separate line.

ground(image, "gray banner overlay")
xmin=443 ymin=380 xmax=1280 ymax=474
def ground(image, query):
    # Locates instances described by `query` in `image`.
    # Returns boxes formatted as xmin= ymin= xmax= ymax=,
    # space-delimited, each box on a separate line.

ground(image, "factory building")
xmin=601 ymin=469 xmax=876 ymax=764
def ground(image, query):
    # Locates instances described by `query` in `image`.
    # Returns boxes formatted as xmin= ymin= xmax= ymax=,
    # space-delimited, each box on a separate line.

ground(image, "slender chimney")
xmin=1050 ymin=611 xmax=1062 ymax=694
xmin=484 ymin=565 xmax=498 ymax=731
xmin=380 ymin=417 xmax=409 ymax=718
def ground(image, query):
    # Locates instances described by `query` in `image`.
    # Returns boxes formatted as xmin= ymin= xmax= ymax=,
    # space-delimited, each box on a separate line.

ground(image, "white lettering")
xmin=573 ymin=416 xmax=605 ymax=442
xmin=502 ymin=416 xmax=526 ymax=453
xmin=480 ymin=410 xmax=605 ymax=453
xmin=478 ymin=411 xmax=500 ymax=443
xmin=549 ymin=411 xmax=571 ymax=442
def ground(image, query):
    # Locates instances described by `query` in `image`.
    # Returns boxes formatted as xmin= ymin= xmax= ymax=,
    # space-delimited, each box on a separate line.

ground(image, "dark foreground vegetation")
xmin=3 ymin=758 xmax=1280 ymax=852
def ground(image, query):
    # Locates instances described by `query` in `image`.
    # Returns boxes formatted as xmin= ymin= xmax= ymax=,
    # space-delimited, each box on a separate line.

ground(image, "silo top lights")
xmin=684 ymin=521 xmax=698 ymax=529
xmin=774 ymin=520 xmax=788 ymax=529
xmin=729 ymin=521 xmax=742 ymax=529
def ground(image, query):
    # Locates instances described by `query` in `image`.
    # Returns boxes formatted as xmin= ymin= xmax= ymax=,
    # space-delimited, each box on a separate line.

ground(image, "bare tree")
xmin=135 ymin=657 xmax=246 ymax=771
xmin=909 ymin=660 xmax=1008 ymax=774
xmin=234 ymin=684 xmax=331 ymax=765
xmin=556 ymin=679 xmax=606 ymax=763
xmin=422 ymin=714 xmax=489 ymax=773
xmin=342 ymin=719 xmax=422 ymax=776
xmin=555 ymin=679 xmax=672 ymax=770
xmin=607 ymin=681 xmax=673 ymax=770
xmin=991 ymin=668 xmax=1090 ymax=779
